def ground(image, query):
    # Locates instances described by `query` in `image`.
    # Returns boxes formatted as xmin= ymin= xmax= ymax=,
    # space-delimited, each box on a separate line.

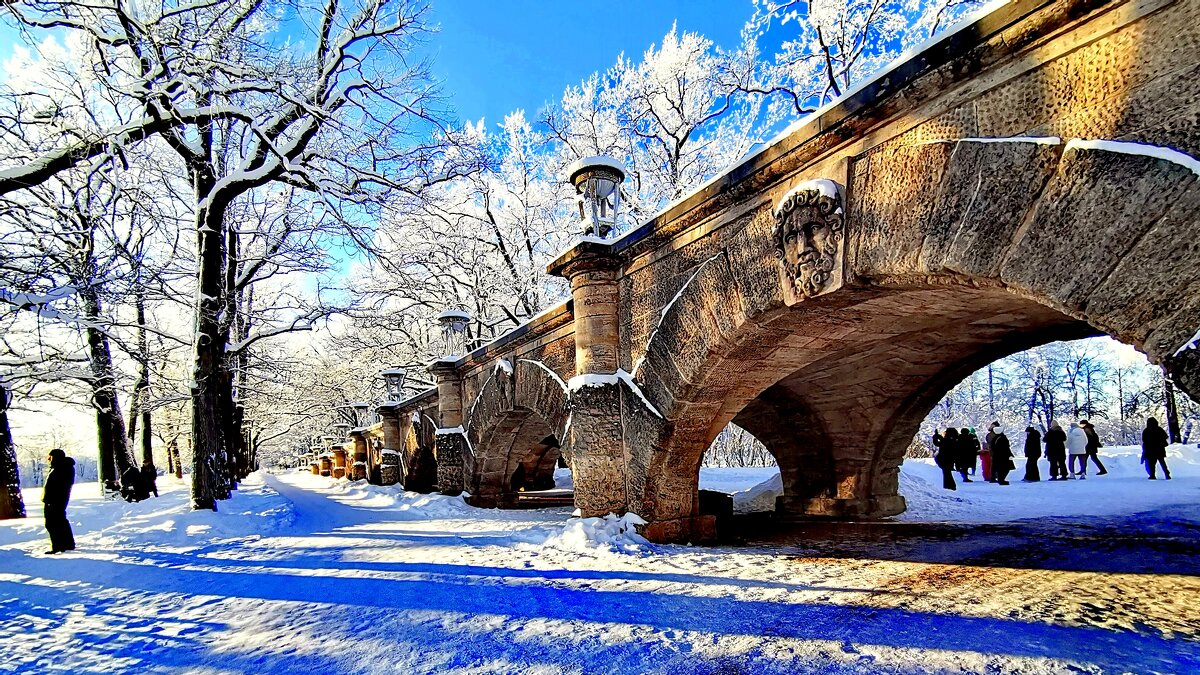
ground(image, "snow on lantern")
xmin=567 ymin=156 xmax=626 ymax=238
xmin=437 ymin=309 xmax=472 ymax=358
xmin=380 ymin=367 xmax=408 ymax=401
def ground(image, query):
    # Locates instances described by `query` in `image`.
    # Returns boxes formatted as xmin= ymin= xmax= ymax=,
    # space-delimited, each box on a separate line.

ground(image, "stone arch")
xmin=628 ymin=138 xmax=1200 ymax=534
xmin=463 ymin=358 xmax=569 ymax=507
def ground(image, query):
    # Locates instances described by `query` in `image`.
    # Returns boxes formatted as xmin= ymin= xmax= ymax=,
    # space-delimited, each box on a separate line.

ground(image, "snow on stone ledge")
xmin=1064 ymin=138 xmax=1200 ymax=177
xmin=493 ymin=359 xmax=513 ymax=377
xmin=566 ymin=370 xmax=663 ymax=419
xmin=435 ymin=426 xmax=465 ymax=435
xmin=1177 ymin=327 xmax=1200 ymax=357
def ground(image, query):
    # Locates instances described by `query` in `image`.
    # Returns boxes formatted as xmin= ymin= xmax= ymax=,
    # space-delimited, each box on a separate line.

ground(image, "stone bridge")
xmin=366 ymin=0 xmax=1200 ymax=542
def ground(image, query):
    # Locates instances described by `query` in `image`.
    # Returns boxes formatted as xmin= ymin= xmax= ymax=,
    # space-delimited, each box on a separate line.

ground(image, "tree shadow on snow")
xmin=0 ymin=550 xmax=1196 ymax=673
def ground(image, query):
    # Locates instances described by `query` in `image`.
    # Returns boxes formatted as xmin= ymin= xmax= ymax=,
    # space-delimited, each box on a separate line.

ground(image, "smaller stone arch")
xmin=463 ymin=358 xmax=569 ymax=507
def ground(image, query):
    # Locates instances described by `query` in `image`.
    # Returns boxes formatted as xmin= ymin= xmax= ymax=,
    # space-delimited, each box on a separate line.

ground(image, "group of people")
xmin=932 ymin=417 xmax=1173 ymax=491
xmin=120 ymin=460 xmax=160 ymax=502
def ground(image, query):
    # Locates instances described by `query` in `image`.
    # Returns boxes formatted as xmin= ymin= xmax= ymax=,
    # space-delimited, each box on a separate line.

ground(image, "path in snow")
xmin=0 ymin=470 xmax=1197 ymax=674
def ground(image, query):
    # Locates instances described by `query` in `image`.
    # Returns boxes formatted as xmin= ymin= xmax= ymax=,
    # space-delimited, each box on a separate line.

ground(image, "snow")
xmin=1064 ymin=138 xmax=1200 ymax=177
xmin=631 ymin=253 xmax=721 ymax=377
xmin=3 ymin=449 xmax=1200 ymax=673
xmin=566 ymin=155 xmax=626 ymax=180
xmin=493 ymin=359 xmax=513 ymax=377
xmin=434 ymin=426 xmax=465 ymax=435
xmin=436 ymin=309 xmax=472 ymax=322
xmin=706 ymin=444 xmax=1200 ymax=523
xmin=566 ymin=369 xmax=663 ymax=419
xmin=0 ymin=284 xmax=78 ymax=307
xmin=1178 ymin=326 xmax=1200 ymax=357
xmin=517 ymin=358 xmax=568 ymax=391
xmin=772 ymin=179 xmax=843 ymax=217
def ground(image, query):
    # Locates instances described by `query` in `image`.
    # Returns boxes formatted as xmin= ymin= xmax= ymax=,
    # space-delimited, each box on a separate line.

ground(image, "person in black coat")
xmin=990 ymin=428 xmax=1014 ymax=485
xmin=120 ymin=465 xmax=141 ymax=502
xmin=933 ymin=427 xmax=959 ymax=491
xmin=1044 ymin=422 xmax=1068 ymax=480
xmin=42 ymin=449 xmax=76 ymax=554
xmin=1081 ymin=420 xmax=1107 ymax=475
xmin=1142 ymin=417 xmax=1172 ymax=480
xmin=138 ymin=461 xmax=158 ymax=499
xmin=1023 ymin=427 xmax=1042 ymax=482
xmin=958 ymin=428 xmax=979 ymax=482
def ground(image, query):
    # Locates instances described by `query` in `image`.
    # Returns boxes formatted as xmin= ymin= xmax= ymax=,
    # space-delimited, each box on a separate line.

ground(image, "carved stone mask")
xmin=773 ymin=180 xmax=845 ymax=302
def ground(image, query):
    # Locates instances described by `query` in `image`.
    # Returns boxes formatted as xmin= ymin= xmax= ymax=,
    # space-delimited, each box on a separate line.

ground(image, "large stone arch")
xmin=462 ymin=358 xmax=569 ymax=507
xmin=627 ymin=137 xmax=1200 ymax=535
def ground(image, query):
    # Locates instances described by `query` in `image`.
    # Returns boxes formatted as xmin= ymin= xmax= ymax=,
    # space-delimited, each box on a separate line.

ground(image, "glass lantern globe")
xmin=380 ymin=367 xmax=408 ymax=401
xmin=567 ymin=156 xmax=626 ymax=239
xmin=436 ymin=309 xmax=472 ymax=358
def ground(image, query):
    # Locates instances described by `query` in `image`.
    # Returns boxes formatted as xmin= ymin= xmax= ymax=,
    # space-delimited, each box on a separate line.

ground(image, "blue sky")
xmin=1 ymin=1 xmax=751 ymax=126
xmin=426 ymin=0 xmax=751 ymax=128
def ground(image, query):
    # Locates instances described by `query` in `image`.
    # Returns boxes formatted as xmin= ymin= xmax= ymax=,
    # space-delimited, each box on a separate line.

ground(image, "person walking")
xmin=1067 ymin=421 xmax=1089 ymax=479
xmin=990 ymin=427 xmax=1014 ymax=485
xmin=959 ymin=427 xmax=979 ymax=483
xmin=42 ymin=449 xmax=76 ymax=555
xmin=1082 ymin=420 xmax=1107 ymax=475
xmin=1044 ymin=422 xmax=1068 ymax=481
xmin=138 ymin=461 xmax=158 ymax=499
xmin=1023 ymin=427 xmax=1042 ymax=482
xmin=1141 ymin=417 xmax=1172 ymax=480
xmin=933 ymin=427 xmax=959 ymax=491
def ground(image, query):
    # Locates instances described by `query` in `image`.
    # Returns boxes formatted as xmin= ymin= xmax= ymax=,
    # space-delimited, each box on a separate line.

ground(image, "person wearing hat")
xmin=42 ymin=448 xmax=76 ymax=554
xmin=990 ymin=426 xmax=1014 ymax=485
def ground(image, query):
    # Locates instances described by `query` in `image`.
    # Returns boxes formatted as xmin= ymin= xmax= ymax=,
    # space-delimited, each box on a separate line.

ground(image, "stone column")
xmin=350 ymin=435 xmax=367 ymax=481
xmin=376 ymin=407 xmax=404 ymax=485
xmin=549 ymin=241 xmax=629 ymax=517
xmin=331 ymin=447 xmax=348 ymax=479
xmin=429 ymin=360 xmax=467 ymax=495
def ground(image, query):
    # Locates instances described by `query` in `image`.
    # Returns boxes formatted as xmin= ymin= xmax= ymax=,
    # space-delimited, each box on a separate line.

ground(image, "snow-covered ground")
xmin=713 ymin=443 xmax=1200 ymax=522
xmin=1 ymin=448 xmax=1198 ymax=674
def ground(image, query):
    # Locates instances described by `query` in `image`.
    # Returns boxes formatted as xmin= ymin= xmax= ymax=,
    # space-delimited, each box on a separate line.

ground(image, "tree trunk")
xmin=191 ymin=196 xmax=232 ymax=510
xmin=166 ymin=438 xmax=175 ymax=476
xmin=82 ymin=287 xmax=133 ymax=490
xmin=1163 ymin=368 xmax=1182 ymax=443
xmin=987 ymin=365 xmax=995 ymax=417
xmin=129 ymin=284 xmax=154 ymax=468
xmin=0 ymin=385 xmax=26 ymax=520
xmin=1117 ymin=368 xmax=1126 ymax=443
xmin=171 ymin=437 xmax=184 ymax=480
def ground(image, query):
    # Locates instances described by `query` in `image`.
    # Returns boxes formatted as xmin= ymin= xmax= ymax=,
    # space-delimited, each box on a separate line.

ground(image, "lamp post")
xmin=350 ymin=401 xmax=371 ymax=428
xmin=567 ymin=156 xmax=626 ymax=238
xmin=436 ymin=309 xmax=472 ymax=358
xmin=380 ymin=368 xmax=408 ymax=401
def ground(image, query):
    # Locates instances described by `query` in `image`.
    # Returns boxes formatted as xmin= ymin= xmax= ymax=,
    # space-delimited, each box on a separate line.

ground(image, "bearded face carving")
xmin=772 ymin=179 xmax=845 ymax=303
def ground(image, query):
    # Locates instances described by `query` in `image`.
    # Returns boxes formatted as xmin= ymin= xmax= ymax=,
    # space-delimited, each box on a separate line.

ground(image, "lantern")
xmin=437 ymin=309 xmax=472 ymax=358
xmin=380 ymin=367 xmax=408 ymax=401
xmin=567 ymin=156 xmax=626 ymax=238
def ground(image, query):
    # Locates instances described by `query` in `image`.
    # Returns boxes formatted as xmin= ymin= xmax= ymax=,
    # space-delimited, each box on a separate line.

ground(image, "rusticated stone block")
xmin=435 ymin=433 xmax=467 ymax=496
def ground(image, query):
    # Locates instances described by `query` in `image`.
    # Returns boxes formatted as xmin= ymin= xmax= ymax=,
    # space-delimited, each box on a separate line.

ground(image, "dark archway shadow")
xmin=729 ymin=501 xmax=1200 ymax=576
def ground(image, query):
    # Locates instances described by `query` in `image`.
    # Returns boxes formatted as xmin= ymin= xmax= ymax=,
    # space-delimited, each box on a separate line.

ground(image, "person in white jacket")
xmin=1067 ymin=421 xmax=1090 ymax=479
